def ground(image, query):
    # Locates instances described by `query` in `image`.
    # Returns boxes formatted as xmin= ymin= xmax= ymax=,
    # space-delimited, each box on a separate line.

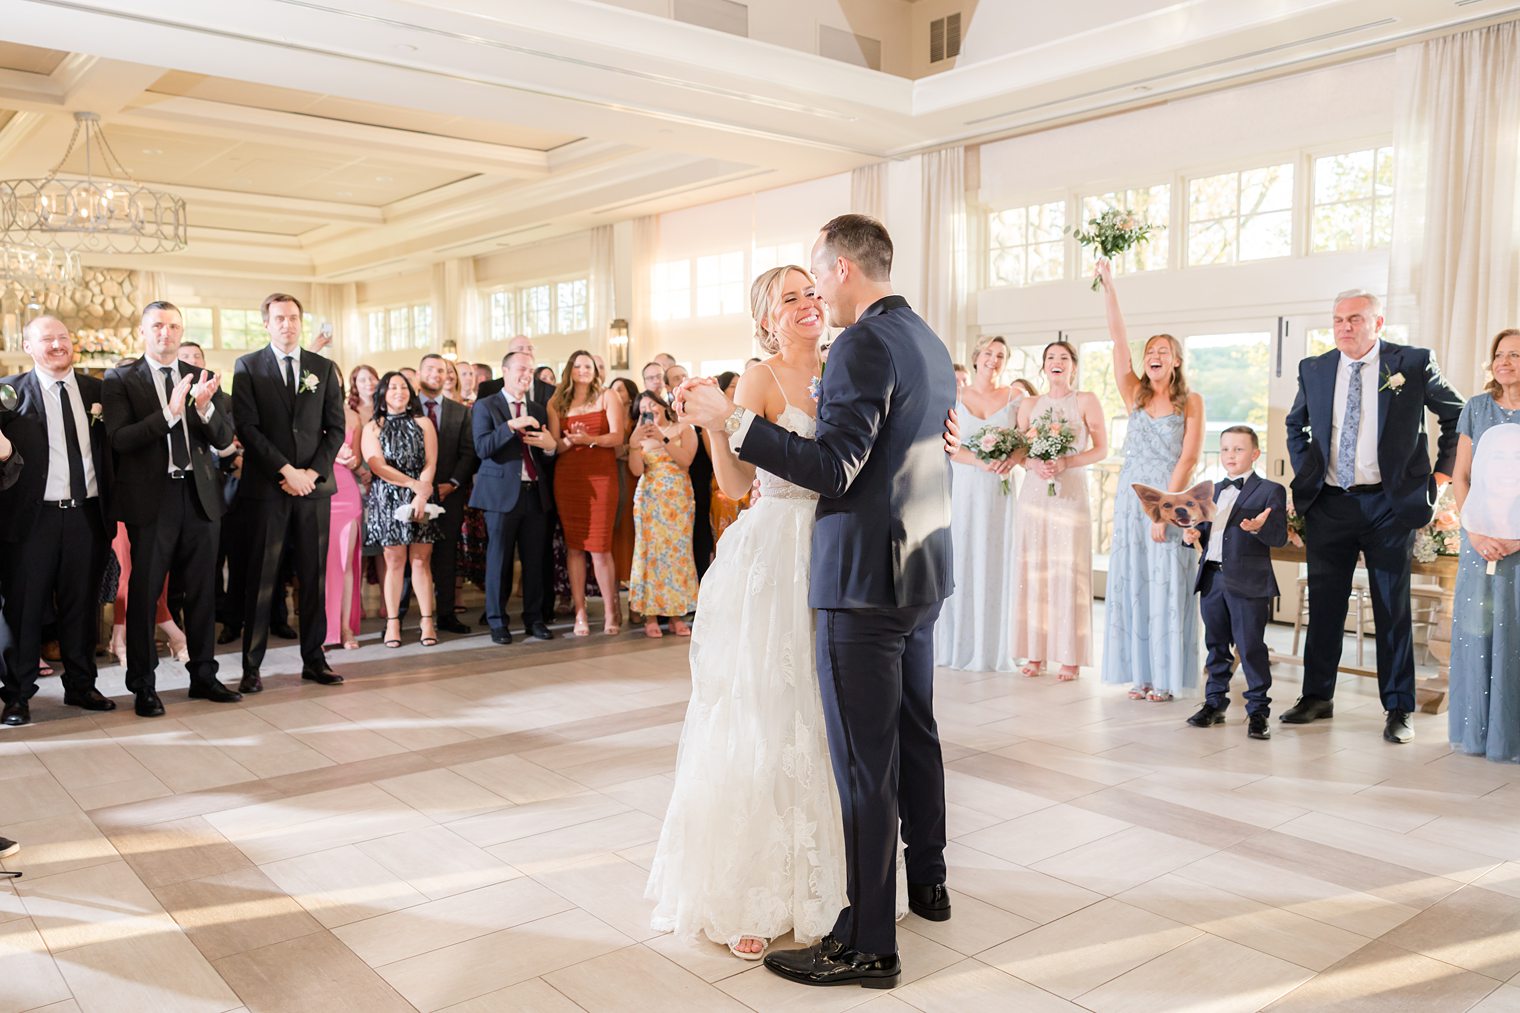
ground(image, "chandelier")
xmin=1 ymin=242 xmax=82 ymax=289
xmin=0 ymin=111 xmax=187 ymax=255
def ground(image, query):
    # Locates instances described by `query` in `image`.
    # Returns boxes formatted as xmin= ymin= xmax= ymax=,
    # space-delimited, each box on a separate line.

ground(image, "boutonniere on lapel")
xmin=88 ymin=402 xmax=104 ymax=426
xmin=808 ymin=375 xmax=822 ymax=402
xmin=299 ymin=370 xmax=320 ymax=395
xmin=1379 ymin=367 xmax=1406 ymax=395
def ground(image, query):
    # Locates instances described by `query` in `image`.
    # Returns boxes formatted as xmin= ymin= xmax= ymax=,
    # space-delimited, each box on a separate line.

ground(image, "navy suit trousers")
xmin=1199 ymin=565 xmax=1273 ymax=715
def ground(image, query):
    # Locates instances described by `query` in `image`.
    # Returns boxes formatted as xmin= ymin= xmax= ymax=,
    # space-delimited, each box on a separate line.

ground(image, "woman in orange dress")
xmin=550 ymin=349 xmax=626 ymax=635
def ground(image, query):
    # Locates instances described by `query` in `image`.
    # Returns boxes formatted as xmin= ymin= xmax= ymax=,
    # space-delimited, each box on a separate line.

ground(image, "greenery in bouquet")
xmin=1067 ymin=208 xmax=1164 ymax=291
xmin=1286 ymin=504 xmax=1306 ymax=548
xmin=1024 ymin=407 xmax=1078 ymax=497
xmin=969 ymin=424 xmax=1027 ymax=495
xmin=1412 ymin=487 xmax=1462 ymax=563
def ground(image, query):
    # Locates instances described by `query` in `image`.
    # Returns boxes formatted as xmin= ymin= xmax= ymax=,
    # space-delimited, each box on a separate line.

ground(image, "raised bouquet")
xmin=1068 ymin=209 xmax=1164 ymax=291
xmin=1412 ymin=487 xmax=1461 ymax=563
xmin=968 ymin=424 xmax=1027 ymax=495
xmin=1025 ymin=407 xmax=1078 ymax=497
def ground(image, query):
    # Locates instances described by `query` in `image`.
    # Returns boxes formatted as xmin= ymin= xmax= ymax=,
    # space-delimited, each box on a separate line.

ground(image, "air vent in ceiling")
xmin=819 ymin=25 xmax=882 ymax=71
xmin=930 ymin=12 xmax=962 ymax=63
xmin=673 ymin=0 xmax=748 ymax=37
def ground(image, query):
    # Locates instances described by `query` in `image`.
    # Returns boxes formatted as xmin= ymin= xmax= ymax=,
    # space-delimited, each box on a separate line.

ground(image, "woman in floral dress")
xmin=628 ymin=390 xmax=698 ymax=637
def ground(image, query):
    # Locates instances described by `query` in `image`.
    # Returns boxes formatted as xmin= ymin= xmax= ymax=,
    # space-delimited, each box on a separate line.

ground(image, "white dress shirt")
xmin=1328 ymin=345 xmax=1381 ymax=487
xmin=728 ymin=408 xmax=758 ymax=451
xmin=501 ymin=390 xmax=543 ymax=482
xmin=147 ymin=357 xmax=219 ymax=473
xmin=269 ymin=344 xmax=300 ymax=393
xmin=38 ymin=369 xmax=100 ymax=500
xmin=1205 ymin=480 xmax=1244 ymax=565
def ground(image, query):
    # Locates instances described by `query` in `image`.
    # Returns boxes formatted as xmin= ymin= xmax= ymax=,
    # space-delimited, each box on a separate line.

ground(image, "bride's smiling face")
xmin=769 ymin=270 xmax=825 ymax=346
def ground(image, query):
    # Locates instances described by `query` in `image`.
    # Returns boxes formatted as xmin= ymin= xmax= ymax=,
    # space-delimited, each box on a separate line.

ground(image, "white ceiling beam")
xmin=145 ymin=182 xmax=385 ymax=225
xmin=0 ymin=67 xmax=65 ymax=108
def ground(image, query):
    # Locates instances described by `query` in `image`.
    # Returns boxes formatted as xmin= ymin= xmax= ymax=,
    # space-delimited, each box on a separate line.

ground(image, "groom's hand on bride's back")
xmin=942 ymin=407 xmax=961 ymax=456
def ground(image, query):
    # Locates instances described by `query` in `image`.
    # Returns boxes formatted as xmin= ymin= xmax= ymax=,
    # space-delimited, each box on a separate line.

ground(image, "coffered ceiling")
xmin=0 ymin=0 xmax=1515 ymax=283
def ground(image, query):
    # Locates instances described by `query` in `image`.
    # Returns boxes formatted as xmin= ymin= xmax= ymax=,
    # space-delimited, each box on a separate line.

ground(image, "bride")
xmin=645 ymin=265 xmax=848 ymax=960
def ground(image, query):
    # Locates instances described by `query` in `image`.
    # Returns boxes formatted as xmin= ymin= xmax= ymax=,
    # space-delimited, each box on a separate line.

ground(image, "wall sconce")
xmin=441 ymin=338 xmax=458 ymax=361
xmin=608 ymin=318 xmax=629 ymax=370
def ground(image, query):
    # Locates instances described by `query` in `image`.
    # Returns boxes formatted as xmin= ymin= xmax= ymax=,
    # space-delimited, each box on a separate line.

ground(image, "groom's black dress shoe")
xmin=1280 ymin=696 xmax=1333 ymax=724
xmin=1187 ymin=704 xmax=1227 ymax=728
xmin=63 ymin=688 xmax=116 ymax=712
xmin=239 ymin=670 xmax=263 ymax=694
xmin=1384 ymin=710 xmax=1414 ymax=744
xmin=134 ymin=689 xmax=166 ymax=718
xmin=907 ymin=882 xmax=952 ymax=922
xmin=301 ymin=664 xmax=343 ymax=686
xmin=763 ymin=937 xmax=900 ymax=989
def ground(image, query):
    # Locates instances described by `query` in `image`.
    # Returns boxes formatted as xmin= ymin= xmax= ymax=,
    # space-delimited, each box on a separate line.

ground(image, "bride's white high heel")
xmin=729 ymin=936 xmax=768 ymax=960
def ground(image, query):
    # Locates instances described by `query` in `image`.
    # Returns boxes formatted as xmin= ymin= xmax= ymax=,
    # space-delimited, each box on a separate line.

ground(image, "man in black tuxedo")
xmin=471 ymin=350 xmax=558 ymax=644
xmin=103 ymin=302 xmax=243 ymax=717
xmin=1284 ymin=289 xmax=1464 ymax=743
xmin=678 ymin=215 xmax=956 ymax=988
xmin=232 ymin=293 xmax=346 ymax=693
xmin=0 ymin=317 xmax=118 ymax=726
xmin=414 ymin=354 xmax=478 ymax=634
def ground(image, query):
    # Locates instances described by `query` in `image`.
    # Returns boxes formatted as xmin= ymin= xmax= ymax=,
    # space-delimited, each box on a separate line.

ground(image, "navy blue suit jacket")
xmin=1284 ymin=340 xmax=1463 ymax=528
xmin=736 ymin=295 xmax=955 ymax=610
xmin=468 ymin=393 xmax=554 ymax=514
xmin=1193 ymin=472 xmax=1288 ymax=598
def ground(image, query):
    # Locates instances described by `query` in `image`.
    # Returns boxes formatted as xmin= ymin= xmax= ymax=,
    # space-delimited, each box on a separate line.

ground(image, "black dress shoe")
xmin=1187 ymin=704 xmax=1227 ymax=728
xmin=134 ymin=690 xmax=166 ymax=718
xmin=1248 ymin=713 xmax=1272 ymax=739
xmin=239 ymin=671 xmax=263 ymax=694
xmin=907 ymin=882 xmax=952 ymax=922
xmin=436 ymin=616 xmax=471 ymax=635
xmin=1384 ymin=709 xmax=1414 ymax=744
xmin=302 ymin=666 xmax=344 ymax=686
xmin=490 ymin=627 xmax=513 ymax=645
xmin=528 ymin=622 xmax=554 ymax=641
xmin=270 ymin=623 xmax=299 ymax=640
xmin=1280 ymin=696 xmax=1334 ymax=724
xmin=188 ymin=682 xmax=243 ymax=704
xmin=62 ymin=688 xmax=117 ymax=712
xmin=1 ymin=701 xmax=29 ymax=726
xmin=763 ymin=941 xmax=900 ymax=989
xmin=216 ymin=626 xmax=242 ymax=645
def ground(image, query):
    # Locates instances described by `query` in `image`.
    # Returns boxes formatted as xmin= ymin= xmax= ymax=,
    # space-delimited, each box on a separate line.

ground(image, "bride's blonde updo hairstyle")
xmin=750 ymin=265 xmax=815 ymax=355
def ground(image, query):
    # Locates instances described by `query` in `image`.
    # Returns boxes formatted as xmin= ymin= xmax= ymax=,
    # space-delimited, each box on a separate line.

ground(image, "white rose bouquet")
xmin=968 ymin=424 xmax=1027 ymax=495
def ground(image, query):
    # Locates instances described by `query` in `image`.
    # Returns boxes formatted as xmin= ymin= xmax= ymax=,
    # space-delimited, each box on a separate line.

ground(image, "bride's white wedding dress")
xmin=645 ymin=400 xmax=849 ymax=947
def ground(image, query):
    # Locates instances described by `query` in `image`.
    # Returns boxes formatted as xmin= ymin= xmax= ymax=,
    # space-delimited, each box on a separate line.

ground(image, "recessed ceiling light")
xmin=336 ymin=190 xmax=354 ymax=197
xmin=374 ymin=175 xmax=393 ymax=183
xmin=141 ymin=147 xmax=164 ymax=156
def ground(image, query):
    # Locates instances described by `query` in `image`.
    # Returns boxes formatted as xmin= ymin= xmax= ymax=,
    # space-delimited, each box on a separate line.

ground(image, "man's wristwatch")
xmin=722 ymin=406 xmax=747 ymax=436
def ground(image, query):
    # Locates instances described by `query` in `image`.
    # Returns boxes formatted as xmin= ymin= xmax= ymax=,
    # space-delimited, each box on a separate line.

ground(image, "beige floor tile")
xmin=642 ymin=930 xmax=755 ymax=984
xmin=202 ymin=783 xmax=399 ymax=841
xmin=1275 ymin=811 xmax=1501 ymax=885
xmin=1474 ymin=862 xmax=1520 ymax=903
xmin=486 ymin=810 xmax=664 ymax=875
xmin=17 ymin=860 xmax=178 ymax=954
xmin=436 ymin=977 xmax=584 ymax=1012
xmin=1078 ymin=932 xmax=1312 ymax=1012
xmin=518 ymin=722 xmax=681 ymax=772
xmin=1069 ymin=786 xmax=1262 ymax=850
xmin=0 ymin=774 xmax=81 ymax=825
xmin=450 ymin=754 xmax=590 ymax=804
xmin=28 ymin=730 xmax=156 ymax=790
xmin=354 ymin=824 xmax=521 ymax=900
xmin=0 ymin=881 xmax=25 ymax=923
xmin=108 ymin=816 xmax=254 ymax=889
xmin=259 ymin=845 xmax=428 ymax=928
xmin=1381 ymin=885 xmax=1520 ymax=980
xmin=600 ymin=774 xmax=677 ymax=819
xmin=899 ymin=890 xmax=1038 ymax=956
xmin=947 ymin=752 xmax=1110 ymax=804
xmin=1031 ymin=827 xmax=1218 ymax=897
xmin=209 ymin=785 xmax=434 ymax=866
xmin=118 ymin=740 xmax=259 ymax=794
xmin=1122 ymin=777 xmax=1308 ymax=830
xmin=944 ymin=842 xmax=1104 ymax=925
xmin=52 ymin=925 xmax=243 ymax=1013
xmin=374 ymin=908 xmax=634 ymax=1010
xmin=533 ymin=852 xmax=660 ymax=942
xmin=1231 ymin=830 xmax=1466 ymax=913
xmin=449 ymin=792 xmax=630 ymax=848
xmin=716 ymin=929 xmax=961 ymax=1013
xmin=65 ymin=773 xmax=175 ymax=812
xmin=0 ymin=918 xmax=72 ymax=1013
xmin=21 ymin=1000 xmax=83 ymax=1013
xmin=332 ymin=877 xmax=574 ymax=967
xmin=150 ymin=865 xmax=324 ymax=961
xmin=212 ymin=930 xmax=415 ymax=1013
xmin=0 ymin=811 xmax=117 ymax=880
xmin=1471 ymin=984 xmax=1520 ymax=1011
xmin=958 ymin=805 xmax=1130 ymax=867
xmin=543 ymin=943 xmax=751 ymax=1011
xmin=943 ymin=770 xmax=1057 ymax=822
xmin=979 ymin=898 xmax=1200 ymax=999
xmin=994 ymin=740 xmax=1153 ymax=787
xmin=1265 ymin=938 xmax=1503 ymax=1011
xmin=893 ymin=957 xmax=1083 ymax=1012
xmin=1411 ymin=813 xmax=1520 ymax=864
xmin=1119 ymin=873 xmax=1370 ymax=971
xmin=373 ymin=767 xmax=514 ymax=822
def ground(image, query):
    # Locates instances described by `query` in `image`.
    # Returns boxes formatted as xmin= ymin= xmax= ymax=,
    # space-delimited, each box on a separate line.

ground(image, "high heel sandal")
xmin=1021 ymin=661 xmax=1044 ymax=678
xmin=728 ymin=936 xmax=769 ymax=961
xmin=419 ymin=615 xmax=438 ymax=648
xmin=572 ymin=612 xmax=591 ymax=637
xmin=384 ymin=616 xmax=402 ymax=649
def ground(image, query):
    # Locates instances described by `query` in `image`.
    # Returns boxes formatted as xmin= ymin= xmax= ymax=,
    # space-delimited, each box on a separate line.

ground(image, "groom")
xmin=677 ymin=214 xmax=956 ymax=989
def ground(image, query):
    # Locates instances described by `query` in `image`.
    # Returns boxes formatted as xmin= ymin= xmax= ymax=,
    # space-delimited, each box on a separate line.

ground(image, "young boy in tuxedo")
xmin=1182 ymin=426 xmax=1288 ymax=739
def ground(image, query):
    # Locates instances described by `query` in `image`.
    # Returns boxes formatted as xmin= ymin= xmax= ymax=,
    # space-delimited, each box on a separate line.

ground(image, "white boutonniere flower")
xmin=299 ymin=371 xmax=320 ymax=394
xmin=1380 ymin=368 xmax=1405 ymax=394
xmin=89 ymin=402 xmax=104 ymax=425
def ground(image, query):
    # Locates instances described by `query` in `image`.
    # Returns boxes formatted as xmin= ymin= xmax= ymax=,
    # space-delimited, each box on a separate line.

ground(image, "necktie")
xmin=162 ymin=367 xmax=191 ymax=470
xmin=512 ymin=400 xmax=538 ymax=481
xmin=1223 ymin=477 xmax=1244 ymax=491
xmin=56 ymin=380 xmax=87 ymax=501
xmin=283 ymin=354 xmax=297 ymax=399
xmin=425 ymin=399 xmax=438 ymax=429
xmin=1337 ymin=361 xmax=1364 ymax=488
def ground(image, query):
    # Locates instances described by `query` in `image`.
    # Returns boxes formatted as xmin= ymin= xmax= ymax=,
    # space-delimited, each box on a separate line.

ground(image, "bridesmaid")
xmin=1449 ymin=328 xmax=1520 ymax=762
xmin=937 ymin=335 xmax=1024 ymax=672
xmin=549 ymin=350 xmax=625 ymax=635
xmin=1010 ymin=342 xmax=1108 ymax=678
xmin=1095 ymin=257 xmax=1205 ymax=702
xmin=628 ymin=391 xmax=699 ymax=637
xmin=349 ymin=364 xmax=383 ymax=614
xmin=324 ymin=380 xmax=364 ymax=651
xmin=609 ymin=376 xmax=642 ymax=598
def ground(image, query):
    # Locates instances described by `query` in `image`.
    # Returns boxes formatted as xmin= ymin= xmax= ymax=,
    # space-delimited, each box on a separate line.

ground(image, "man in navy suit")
xmin=677 ymin=214 xmax=955 ymax=989
xmin=1183 ymin=426 xmax=1288 ymax=739
xmin=470 ymin=350 xmax=557 ymax=644
xmin=1283 ymin=289 xmax=1464 ymax=743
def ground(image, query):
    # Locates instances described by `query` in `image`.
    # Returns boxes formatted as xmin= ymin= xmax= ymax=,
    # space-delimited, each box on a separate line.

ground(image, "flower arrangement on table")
xmin=1024 ymin=408 xmax=1078 ymax=497
xmin=1413 ymin=487 xmax=1462 ymax=563
xmin=1067 ymin=209 xmax=1165 ymax=291
xmin=968 ymin=424 xmax=1027 ymax=495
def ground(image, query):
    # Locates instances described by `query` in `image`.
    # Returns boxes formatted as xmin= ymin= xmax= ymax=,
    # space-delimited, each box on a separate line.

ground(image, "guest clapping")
xmin=628 ymin=392 xmax=699 ymax=638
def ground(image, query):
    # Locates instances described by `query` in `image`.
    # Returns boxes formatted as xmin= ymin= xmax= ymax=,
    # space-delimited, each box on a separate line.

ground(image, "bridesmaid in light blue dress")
xmin=1094 ymin=258 xmax=1206 ymax=701
xmin=1448 ymin=330 xmax=1520 ymax=762
xmin=937 ymin=336 xmax=1025 ymax=672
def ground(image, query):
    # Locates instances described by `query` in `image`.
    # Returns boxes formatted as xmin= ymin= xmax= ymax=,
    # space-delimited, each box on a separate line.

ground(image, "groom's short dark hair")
xmin=820 ymin=214 xmax=892 ymax=281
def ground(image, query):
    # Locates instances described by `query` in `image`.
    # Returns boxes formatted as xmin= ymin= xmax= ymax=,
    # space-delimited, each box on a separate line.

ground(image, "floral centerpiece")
xmin=1067 ymin=209 xmax=1164 ymax=291
xmin=1412 ymin=487 xmax=1462 ymax=563
xmin=968 ymin=424 xmax=1027 ymax=494
xmin=1025 ymin=407 xmax=1078 ymax=497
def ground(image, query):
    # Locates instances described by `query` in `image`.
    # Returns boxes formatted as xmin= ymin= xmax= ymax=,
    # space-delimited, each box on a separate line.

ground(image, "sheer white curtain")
xmin=851 ymin=163 xmax=887 ymax=223
xmin=1388 ymin=19 xmax=1520 ymax=393
xmin=430 ymin=258 xmax=480 ymax=361
xmin=588 ymin=225 xmax=616 ymax=361
xmin=308 ymin=282 xmax=359 ymax=363
xmin=631 ymin=215 xmax=659 ymax=367
xmin=921 ymin=147 xmax=968 ymax=358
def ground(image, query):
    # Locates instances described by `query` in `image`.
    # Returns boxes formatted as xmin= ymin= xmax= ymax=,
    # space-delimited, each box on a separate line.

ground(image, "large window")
xmin=410 ymin=304 xmax=432 ymax=351
xmin=1186 ymin=163 xmax=1294 ymax=266
xmin=1306 ymin=323 xmax=1409 ymax=358
xmin=182 ymin=307 xmax=214 ymax=347
xmin=387 ymin=307 xmax=411 ymax=352
xmin=367 ymin=310 xmax=386 ymax=353
xmin=1185 ymin=332 xmax=1272 ymax=476
xmin=1079 ymin=184 xmax=1170 ymax=275
xmin=696 ymin=252 xmax=745 ymax=317
xmin=488 ymin=290 xmax=514 ymax=343
xmin=218 ymin=309 xmax=264 ymax=351
xmin=1311 ymin=146 xmax=1394 ymax=253
xmin=556 ymin=279 xmax=588 ymax=333
xmin=652 ymin=260 xmax=692 ymax=321
xmin=483 ymin=278 xmax=587 ymax=340
xmin=988 ymin=201 xmax=1066 ymax=287
xmin=753 ymin=242 xmax=805 ymax=276
xmin=521 ymin=284 xmax=552 ymax=337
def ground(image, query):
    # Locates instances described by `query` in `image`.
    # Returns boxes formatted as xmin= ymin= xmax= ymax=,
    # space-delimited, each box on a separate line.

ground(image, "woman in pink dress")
xmin=324 ymin=387 xmax=365 ymax=650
